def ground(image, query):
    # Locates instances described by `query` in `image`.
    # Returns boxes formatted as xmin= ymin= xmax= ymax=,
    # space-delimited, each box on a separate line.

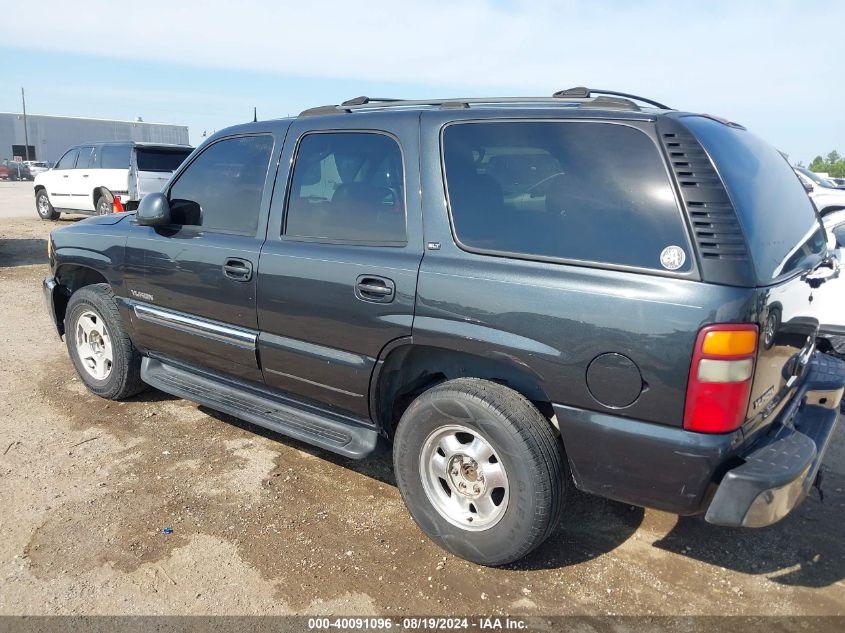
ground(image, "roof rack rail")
xmin=340 ymin=96 xmax=401 ymax=107
xmin=553 ymin=87 xmax=671 ymax=110
xmin=298 ymin=93 xmax=659 ymax=117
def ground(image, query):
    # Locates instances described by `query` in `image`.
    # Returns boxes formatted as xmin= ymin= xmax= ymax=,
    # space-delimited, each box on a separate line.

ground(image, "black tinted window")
xmin=56 ymin=149 xmax=79 ymax=170
xmin=168 ymin=135 xmax=273 ymax=235
xmin=100 ymin=144 xmax=131 ymax=169
xmin=285 ymin=132 xmax=406 ymax=243
xmin=137 ymin=148 xmax=192 ymax=172
xmin=683 ymin=116 xmax=824 ymax=282
xmin=443 ymin=122 xmax=691 ymax=271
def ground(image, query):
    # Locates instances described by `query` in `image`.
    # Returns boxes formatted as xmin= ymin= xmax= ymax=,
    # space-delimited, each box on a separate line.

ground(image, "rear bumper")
xmin=555 ymin=351 xmax=845 ymax=522
xmin=705 ymin=353 xmax=845 ymax=527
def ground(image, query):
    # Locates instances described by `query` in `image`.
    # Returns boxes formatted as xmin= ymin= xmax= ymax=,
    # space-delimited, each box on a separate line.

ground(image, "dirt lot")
xmin=0 ymin=180 xmax=844 ymax=616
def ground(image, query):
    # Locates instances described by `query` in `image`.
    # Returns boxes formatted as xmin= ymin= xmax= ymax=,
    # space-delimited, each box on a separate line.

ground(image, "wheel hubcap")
xmin=419 ymin=424 xmax=509 ymax=531
xmin=74 ymin=310 xmax=113 ymax=380
xmin=38 ymin=196 xmax=49 ymax=215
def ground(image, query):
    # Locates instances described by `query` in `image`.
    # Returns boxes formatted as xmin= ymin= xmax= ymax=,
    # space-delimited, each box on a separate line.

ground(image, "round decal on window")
xmin=660 ymin=245 xmax=686 ymax=270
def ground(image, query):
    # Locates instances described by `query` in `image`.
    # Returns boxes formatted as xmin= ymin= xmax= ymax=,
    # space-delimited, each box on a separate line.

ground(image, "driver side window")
xmin=167 ymin=135 xmax=273 ymax=235
xmin=56 ymin=148 xmax=79 ymax=170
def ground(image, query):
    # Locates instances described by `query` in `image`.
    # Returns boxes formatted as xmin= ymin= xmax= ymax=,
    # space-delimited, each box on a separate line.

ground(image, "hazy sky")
xmin=1 ymin=0 xmax=842 ymax=163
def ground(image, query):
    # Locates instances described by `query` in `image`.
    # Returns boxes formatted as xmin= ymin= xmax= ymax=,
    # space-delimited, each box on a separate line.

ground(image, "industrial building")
xmin=0 ymin=112 xmax=189 ymax=164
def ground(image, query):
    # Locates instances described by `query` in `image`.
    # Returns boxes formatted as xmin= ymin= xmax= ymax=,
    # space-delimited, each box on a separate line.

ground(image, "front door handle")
xmin=222 ymin=258 xmax=253 ymax=282
xmin=355 ymin=275 xmax=395 ymax=303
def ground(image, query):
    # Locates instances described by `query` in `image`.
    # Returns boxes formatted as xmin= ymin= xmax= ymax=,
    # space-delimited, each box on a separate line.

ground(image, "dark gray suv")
xmin=42 ymin=88 xmax=845 ymax=565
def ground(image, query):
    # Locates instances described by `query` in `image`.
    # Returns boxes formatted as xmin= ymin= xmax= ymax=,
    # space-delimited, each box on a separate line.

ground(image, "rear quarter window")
xmin=681 ymin=116 xmax=824 ymax=283
xmin=99 ymin=144 xmax=132 ymax=169
xmin=442 ymin=121 xmax=692 ymax=272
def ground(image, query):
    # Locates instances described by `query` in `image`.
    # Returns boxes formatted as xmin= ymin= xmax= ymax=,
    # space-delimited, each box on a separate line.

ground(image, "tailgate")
xmin=746 ymin=276 xmax=820 ymax=434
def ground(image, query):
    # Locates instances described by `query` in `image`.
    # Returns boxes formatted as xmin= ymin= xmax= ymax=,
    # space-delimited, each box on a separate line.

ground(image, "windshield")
xmin=795 ymin=166 xmax=839 ymax=188
xmin=683 ymin=116 xmax=826 ymax=284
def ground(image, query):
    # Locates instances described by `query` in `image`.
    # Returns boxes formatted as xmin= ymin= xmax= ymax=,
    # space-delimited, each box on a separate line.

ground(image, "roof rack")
xmin=552 ymin=87 xmax=671 ymax=110
xmin=340 ymin=96 xmax=401 ymax=106
xmin=299 ymin=88 xmax=669 ymax=117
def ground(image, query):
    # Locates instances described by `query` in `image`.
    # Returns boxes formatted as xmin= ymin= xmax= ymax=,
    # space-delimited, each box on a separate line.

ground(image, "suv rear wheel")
xmin=393 ymin=378 xmax=566 ymax=565
xmin=95 ymin=195 xmax=112 ymax=215
xmin=65 ymin=284 xmax=146 ymax=400
xmin=36 ymin=190 xmax=59 ymax=220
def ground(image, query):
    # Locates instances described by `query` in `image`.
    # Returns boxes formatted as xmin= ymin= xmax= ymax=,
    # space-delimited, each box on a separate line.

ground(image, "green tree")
xmin=806 ymin=151 xmax=845 ymax=179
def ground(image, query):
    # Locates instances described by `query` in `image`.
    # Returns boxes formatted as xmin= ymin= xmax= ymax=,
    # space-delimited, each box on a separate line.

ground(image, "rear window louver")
xmin=660 ymin=128 xmax=749 ymax=262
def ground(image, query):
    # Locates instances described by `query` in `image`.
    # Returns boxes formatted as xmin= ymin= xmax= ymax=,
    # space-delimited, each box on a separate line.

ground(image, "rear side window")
xmin=100 ymin=144 xmax=132 ymax=169
xmin=442 ymin=121 xmax=691 ymax=272
xmin=137 ymin=148 xmax=192 ymax=172
xmin=167 ymin=135 xmax=273 ymax=235
xmin=76 ymin=146 xmax=94 ymax=169
xmin=682 ymin=116 xmax=824 ymax=282
xmin=285 ymin=132 xmax=406 ymax=244
xmin=55 ymin=149 xmax=79 ymax=170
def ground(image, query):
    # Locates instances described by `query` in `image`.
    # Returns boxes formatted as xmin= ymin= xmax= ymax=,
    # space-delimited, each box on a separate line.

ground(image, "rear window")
xmin=442 ymin=121 xmax=692 ymax=272
xmin=137 ymin=148 xmax=192 ymax=172
xmin=682 ymin=116 xmax=825 ymax=283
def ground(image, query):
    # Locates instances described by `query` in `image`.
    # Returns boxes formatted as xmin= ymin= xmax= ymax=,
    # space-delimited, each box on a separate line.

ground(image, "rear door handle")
xmin=355 ymin=275 xmax=395 ymax=303
xmin=222 ymin=257 xmax=253 ymax=281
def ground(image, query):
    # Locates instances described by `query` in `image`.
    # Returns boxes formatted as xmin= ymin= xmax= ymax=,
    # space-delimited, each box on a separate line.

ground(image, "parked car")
xmin=34 ymin=141 xmax=193 ymax=220
xmin=42 ymin=89 xmax=845 ymax=566
xmin=2 ymin=160 xmax=32 ymax=181
xmin=830 ymin=177 xmax=845 ymax=187
xmin=23 ymin=160 xmax=50 ymax=177
xmin=818 ymin=210 xmax=845 ymax=336
xmin=795 ymin=166 xmax=845 ymax=216
xmin=0 ymin=162 xmax=10 ymax=180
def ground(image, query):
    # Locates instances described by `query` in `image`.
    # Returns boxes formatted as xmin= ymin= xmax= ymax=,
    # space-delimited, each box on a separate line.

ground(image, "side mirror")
xmin=136 ymin=193 xmax=171 ymax=226
xmin=802 ymin=180 xmax=814 ymax=193
xmin=827 ymin=230 xmax=838 ymax=252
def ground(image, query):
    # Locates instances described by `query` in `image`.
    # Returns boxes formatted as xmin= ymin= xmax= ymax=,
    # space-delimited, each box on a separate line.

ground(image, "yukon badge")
xmin=130 ymin=289 xmax=154 ymax=302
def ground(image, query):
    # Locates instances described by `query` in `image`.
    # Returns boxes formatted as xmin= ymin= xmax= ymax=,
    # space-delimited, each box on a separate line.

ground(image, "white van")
xmin=34 ymin=141 xmax=193 ymax=220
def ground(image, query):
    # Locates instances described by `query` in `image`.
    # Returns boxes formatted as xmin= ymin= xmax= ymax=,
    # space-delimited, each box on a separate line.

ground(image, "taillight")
xmin=112 ymin=197 xmax=124 ymax=213
xmin=683 ymin=324 xmax=758 ymax=433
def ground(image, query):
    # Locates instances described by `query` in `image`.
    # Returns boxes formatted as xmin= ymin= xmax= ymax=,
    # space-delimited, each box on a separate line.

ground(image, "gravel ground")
xmin=0 ymin=181 xmax=844 ymax=616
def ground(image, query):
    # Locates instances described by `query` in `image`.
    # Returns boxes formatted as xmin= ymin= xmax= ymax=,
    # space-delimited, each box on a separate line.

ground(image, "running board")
xmin=140 ymin=357 xmax=379 ymax=459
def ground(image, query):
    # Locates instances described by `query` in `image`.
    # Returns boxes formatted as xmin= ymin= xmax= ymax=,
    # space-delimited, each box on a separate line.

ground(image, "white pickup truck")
xmin=34 ymin=141 xmax=193 ymax=220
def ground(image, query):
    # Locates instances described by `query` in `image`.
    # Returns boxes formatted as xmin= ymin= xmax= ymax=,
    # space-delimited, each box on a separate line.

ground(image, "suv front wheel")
xmin=393 ymin=378 xmax=566 ymax=566
xmin=65 ymin=284 xmax=146 ymax=400
xmin=36 ymin=190 xmax=59 ymax=220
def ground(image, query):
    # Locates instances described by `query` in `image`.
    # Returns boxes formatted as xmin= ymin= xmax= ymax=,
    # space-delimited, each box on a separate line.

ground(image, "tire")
xmin=65 ymin=283 xmax=146 ymax=400
xmin=36 ymin=190 xmax=60 ymax=220
xmin=393 ymin=378 xmax=566 ymax=566
xmin=95 ymin=195 xmax=112 ymax=215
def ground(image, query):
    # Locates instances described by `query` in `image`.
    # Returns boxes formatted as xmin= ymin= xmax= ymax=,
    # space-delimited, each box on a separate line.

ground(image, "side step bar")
xmin=140 ymin=357 xmax=379 ymax=459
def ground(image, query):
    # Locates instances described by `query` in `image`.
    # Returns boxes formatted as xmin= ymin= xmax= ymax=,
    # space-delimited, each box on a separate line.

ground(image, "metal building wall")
xmin=0 ymin=113 xmax=189 ymax=163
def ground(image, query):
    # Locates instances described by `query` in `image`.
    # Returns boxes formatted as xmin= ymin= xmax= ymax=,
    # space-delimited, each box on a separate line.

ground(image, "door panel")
xmin=68 ymin=146 xmax=95 ymax=210
xmin=123 ymin=131 xmax=281 ymax=382
xmin=257 ymin=115 xmax=423 ymax=419
xmin=49 ymin=147 xmax=80 ymax=206
xmin=257 ymin=242 xmax=420 ymax=414
xmin=125 ymin=228 xmax=264 ymax=381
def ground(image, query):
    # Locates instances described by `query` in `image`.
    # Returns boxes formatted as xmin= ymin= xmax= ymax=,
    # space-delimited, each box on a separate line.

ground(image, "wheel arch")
xmin=371 ymin=342 xmax=555 ymax=439
xmin=92 ymin=187 xmax=114 ymax=208
xmin=52 ymin=264 xmax=111 ymax=335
